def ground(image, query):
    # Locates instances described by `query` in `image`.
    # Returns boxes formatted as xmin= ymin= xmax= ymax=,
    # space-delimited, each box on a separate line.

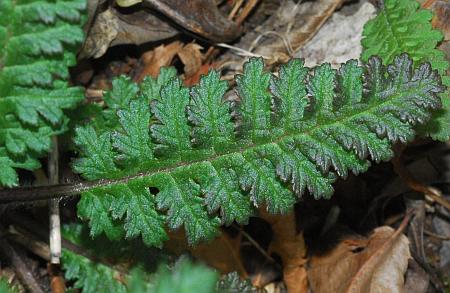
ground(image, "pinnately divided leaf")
xmin=0 ymin=0 xmax=86 ymax=186
xmin=361 ymin=0 xmax=450 ymax=141
xmin=74 ymin=54 xmax=443 ymax=247
xmin=64 ymin=255 xmax=209 ymax=293
xmin=61 ymin=223 xmax=219 ymax=293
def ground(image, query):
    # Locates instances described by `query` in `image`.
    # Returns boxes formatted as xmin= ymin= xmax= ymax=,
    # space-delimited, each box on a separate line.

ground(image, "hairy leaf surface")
xmin=0 ymin=0 xmax=86 ymax=186
xmin=74 ymin=55 xmax=443 ymax=246
xmin=361 ymin=0 xmax=450 ymax=141
xmin=61 ymin=224 xmax=218 ymax=293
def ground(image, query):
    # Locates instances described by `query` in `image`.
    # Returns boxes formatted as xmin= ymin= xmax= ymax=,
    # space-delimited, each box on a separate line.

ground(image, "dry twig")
xmin=0 ymin=225 xmax=44 ymax=293
xmin=392 ymin=156 xmax=450 ymax=212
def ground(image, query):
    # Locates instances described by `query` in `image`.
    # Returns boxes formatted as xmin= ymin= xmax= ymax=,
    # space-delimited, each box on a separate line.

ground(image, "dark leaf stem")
xmin=0 ymin=182 xmax=93 ymax=203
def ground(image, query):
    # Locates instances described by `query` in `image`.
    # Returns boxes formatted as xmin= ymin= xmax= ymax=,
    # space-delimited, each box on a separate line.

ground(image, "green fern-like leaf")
xmin=63 ymin=249 xmax=128 ymax=293
xmin=361 ymin=0 xmax=450 ymax=141
xmin=62 ymin=223 xmax=145 ymax=293
xmin=151 ymin=259 xmax=218 ymax=293
xmin=73 ymin=54 xmax=442 ymax=246
xmin=61 ymin=224 xmax=218 ymax=293
xmin=63 ymin=253 xmax=218 ymax=293
xmin=0 ymin=0 xmax=86 ymax=186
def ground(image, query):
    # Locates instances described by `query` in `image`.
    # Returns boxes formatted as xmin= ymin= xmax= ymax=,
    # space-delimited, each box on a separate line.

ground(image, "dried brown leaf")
xmin=296 ymin=2 xmax=376 ymax=67
xmin=177 ymin=43 xmax=204 ymax=77
xmin=221 ymin=0 xmax=344 ymax=66
xmin=183 ymin=62 xmax=218 ymax=86
xmin=136 ymin=41 xmax=183 ymax=81
xmin=308 ymin=221 xmax=411 ymax=293
xmin=260 ymin=0 xmax=345 ymax=55
xmin=142 ymin=0 xmax=241 ymax=42
xmin=80 ymin=8 xmax=177 ymax=59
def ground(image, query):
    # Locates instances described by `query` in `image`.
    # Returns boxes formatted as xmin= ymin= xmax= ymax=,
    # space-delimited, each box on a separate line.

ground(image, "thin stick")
xmin=215 ymin=43 xmax=270 ymax=58
xmin=7 ymin=224 xmax=130 ymax=288
xmin=49 ymin=136 xmax=61 ymax=265
xmin=0 ymin=225 xmax=44 ymax=293
xmin=248 ymin=31 xmax=294 ymax=56
xmin=7 ymin=216 xmax=129 ymax=276
xmin=424 ymin=230 xmax=450 ymax=241
xmin=422 ymin=0 xmax=436 ymax=8
xmin=232 ymin=224 xmax=276 ymax=263
xmin=205 ymin=0 xmax=261 ymax=63
xmin=285 ymin=1 xmax=302 ymax=35
xmin=228 ymin=0 xmax=244 ymax=20
xmin=7 ymin=226 xmax=51 ymax=261
xmin=221 ymin=232 xmax=249 ymax=278
xmin=235 ymin=0 xmax=260 ymax=26
xmin=392 ymin=155 xmax=450 ymax=213
xmin=48 ymin=137 xmax=65 ymax=293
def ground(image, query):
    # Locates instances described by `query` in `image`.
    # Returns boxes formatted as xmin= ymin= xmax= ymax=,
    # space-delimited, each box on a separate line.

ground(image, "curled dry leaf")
xmin=143 ymin=0 xmax=241 ymax=42
xmin=80 ymin=8 xmax=177 ymax=59
xmin=136 ymin=41 xmax=184 ymax=81
xmin=136 ymin=42 xmax=204 ymax=82
xmin=81 ymin=9 xmax=120 ymax=59
xmin=255 ymin=0 xmax=345 ymax=57
xmin=177 ymin=43 xmax=204 ymax=77
xmin=308 ymin=223 xmax=411 ymax=293
xmin=81 ymin=0 xmax=241 ymax=59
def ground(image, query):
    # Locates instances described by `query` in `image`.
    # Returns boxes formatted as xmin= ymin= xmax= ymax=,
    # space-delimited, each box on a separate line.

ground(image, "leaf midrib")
xmin=49 ymin=92 xmax=408 ymax=198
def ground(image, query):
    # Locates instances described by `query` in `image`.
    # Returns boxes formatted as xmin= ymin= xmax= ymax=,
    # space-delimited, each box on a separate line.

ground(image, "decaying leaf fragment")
xmin=80 ymin=8 xmax=178 ymax=59
xmin=136 ymin=42 xmax=184 ymax=81
xmin=308 ymin=223 xmax=411 ymax=293
xmin=178 ymin=43 xmax=204 ymax=77
xmin=135 ymin=42 xmax=204 ymax=81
